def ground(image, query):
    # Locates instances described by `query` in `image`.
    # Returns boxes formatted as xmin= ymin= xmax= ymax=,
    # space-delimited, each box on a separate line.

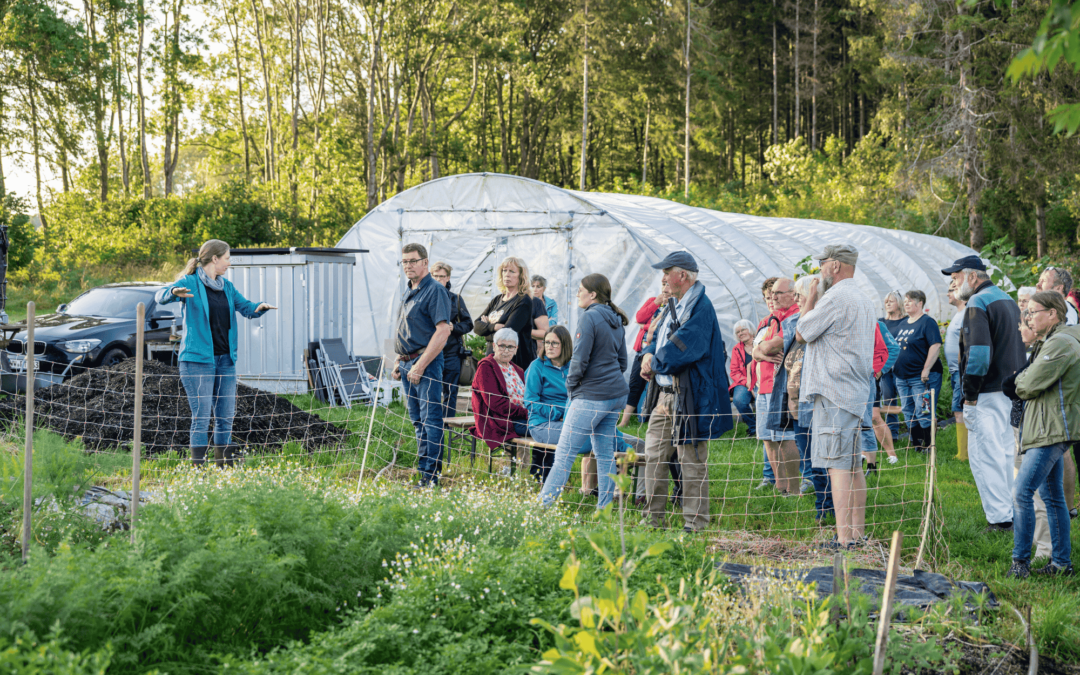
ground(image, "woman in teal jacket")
xmin=156 ymin=239 xmax=276 ymax=466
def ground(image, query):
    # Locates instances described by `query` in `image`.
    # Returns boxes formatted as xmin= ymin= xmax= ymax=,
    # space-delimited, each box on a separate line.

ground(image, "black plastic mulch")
xmin=0 ymin=359 xmax=348 ymax=454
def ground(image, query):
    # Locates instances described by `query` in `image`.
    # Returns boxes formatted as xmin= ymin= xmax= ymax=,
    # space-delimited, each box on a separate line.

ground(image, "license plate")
xmin=8 ymin=356 xmax=40 ymax=372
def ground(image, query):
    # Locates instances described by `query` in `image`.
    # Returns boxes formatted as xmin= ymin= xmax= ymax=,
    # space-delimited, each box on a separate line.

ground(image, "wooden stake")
xmin=131 ymin=303 xmax=145 ymax=543
xmin=872 ymin=530 xmax=904 ymax=675
xmin=21 ymin=302 xmax=35 ymax=563
xmin=357 ymin=358 xmax=385 ymax=492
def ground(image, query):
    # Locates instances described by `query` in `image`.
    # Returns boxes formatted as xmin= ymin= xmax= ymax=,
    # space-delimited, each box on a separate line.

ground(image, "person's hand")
xmin=408 ymin=363 xmax=425 ymax=385
xmin=390 ymin=363 xmax=402 ymax=381
xmin=171 ymin=286 xmax=193 ymax=299
xmin=494 ymin=323 xmax=505 ymax=331
xmin=640 ymin=353 xmax=654 ymax=380
xmin=763 ymin=352 xmax=783 ymax=364
xmin=965 ymin=399 xmax=977 ymax=407
xmin=920 ymin=370 xmax=929 ymax=383
xmin=256 ymin=303 xmax=277 ymax=312
xmin=480 ymin=315 xmax=489 ymax=324
xmin=808 ymin=278 xmax=820 ymax=302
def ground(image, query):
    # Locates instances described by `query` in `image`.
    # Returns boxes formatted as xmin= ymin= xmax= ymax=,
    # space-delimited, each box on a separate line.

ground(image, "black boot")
xmin=190 ymin=446 xmax=208 ymax=467
xmin=915 ymin=425 xmax=930 ymax=453
xmin=213 ymin=445 xmax=226 ymax=467
xmin=221 ymin=444 xmax=242 ymax=467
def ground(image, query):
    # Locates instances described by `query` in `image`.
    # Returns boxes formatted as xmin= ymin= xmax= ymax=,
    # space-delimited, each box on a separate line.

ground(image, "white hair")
xmin=733 ymin=319 xmax=754 ymax=334
xmin=793 ymin=274 xmax=817 ymax=297
xmin=493 ymin=327 xmax=518 ymax=345
xmin=1017 ymin=286 xmax=1037 ymax=299
xmin=963 ymin=268 xmax=991 ymax=281
xmin=672 ymin=267 xmax=698 ymax=283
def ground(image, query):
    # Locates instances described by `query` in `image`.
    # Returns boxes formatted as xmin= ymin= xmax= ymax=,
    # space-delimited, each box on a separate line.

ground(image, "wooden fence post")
xmin=131 ymin=303 xmax=145 ymax=543
xmin=20 ymin=302 xmax=35 ymax=563
xmin=872 ymin=530 xmax=904 ymax=675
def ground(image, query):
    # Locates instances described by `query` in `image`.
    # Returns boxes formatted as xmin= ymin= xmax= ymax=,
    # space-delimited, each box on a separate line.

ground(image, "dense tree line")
xmin=1 ymin=0 xmax=1079 ymax=260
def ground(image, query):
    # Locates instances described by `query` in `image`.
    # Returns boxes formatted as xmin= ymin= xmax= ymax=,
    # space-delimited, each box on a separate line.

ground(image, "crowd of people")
xmin=391 ymin=241 xmax=1078 ymax=572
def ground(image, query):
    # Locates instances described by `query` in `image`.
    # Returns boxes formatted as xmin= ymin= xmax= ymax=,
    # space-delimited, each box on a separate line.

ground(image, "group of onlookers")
xmin=392 ymin=241 xmax=1077 ymax=571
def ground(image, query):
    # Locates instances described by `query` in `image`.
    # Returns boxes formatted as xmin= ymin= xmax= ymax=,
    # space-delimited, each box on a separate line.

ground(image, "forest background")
xmin=1 ymin=0 xmax=1080 ymax=296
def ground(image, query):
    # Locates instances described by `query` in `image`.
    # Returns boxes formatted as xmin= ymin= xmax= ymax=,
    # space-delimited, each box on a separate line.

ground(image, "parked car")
xmin=1 ymin=282 xmax=181 ymax=392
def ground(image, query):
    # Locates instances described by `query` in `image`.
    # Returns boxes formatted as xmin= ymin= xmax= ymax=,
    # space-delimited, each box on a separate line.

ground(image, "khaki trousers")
xmin=644 ymin=392 xmax=710 ymax=531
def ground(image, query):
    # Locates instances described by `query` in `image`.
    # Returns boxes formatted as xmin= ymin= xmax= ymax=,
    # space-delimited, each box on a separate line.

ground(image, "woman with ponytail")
xmin=539 ymin=273 xmax=631 ymax=508
xmin=156 ymin=240 xmax=277 ymax=467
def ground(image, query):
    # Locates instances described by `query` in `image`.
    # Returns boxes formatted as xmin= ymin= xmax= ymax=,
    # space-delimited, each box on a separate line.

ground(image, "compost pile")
xmin=0 ymin=359 xmax=348 ymax=454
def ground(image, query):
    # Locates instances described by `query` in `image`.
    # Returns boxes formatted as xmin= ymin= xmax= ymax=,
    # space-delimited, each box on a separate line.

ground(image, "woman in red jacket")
xmin=617 ymin=285 xmax=670 ymax=427
xmin=471 ymin=328 xmax=529 ymax=450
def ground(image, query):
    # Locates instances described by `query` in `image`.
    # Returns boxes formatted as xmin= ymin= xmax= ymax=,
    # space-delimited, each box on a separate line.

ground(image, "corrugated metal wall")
xmin=226 ymin=252 xmax=354 ymax=392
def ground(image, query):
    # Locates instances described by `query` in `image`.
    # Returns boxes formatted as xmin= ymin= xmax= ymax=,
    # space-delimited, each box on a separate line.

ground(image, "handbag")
xmin=459 ymin=354 xmax=478 ymax=386
xmin=772 ymin=335 xmax=801 ymax=431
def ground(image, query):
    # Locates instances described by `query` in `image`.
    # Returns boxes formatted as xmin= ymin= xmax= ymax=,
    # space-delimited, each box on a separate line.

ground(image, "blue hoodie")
xmin=156 ymin=274 xmax=266 ymax=364
xmin=524 ymin=355 xmax=569 ymax=428
xmin=566 ymin=303 xmax=628 ymax=401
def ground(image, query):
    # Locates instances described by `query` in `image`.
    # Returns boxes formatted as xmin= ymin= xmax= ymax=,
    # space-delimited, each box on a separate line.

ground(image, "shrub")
xmin=0 ymin=630 xmax=112 ymax=675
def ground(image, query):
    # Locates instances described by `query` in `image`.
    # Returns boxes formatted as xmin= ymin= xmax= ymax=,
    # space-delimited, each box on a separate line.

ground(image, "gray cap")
xmin=651 ymin=250 xmax=699 ymax=273
xmin=813 ymin=244 xmax=859 ymax=267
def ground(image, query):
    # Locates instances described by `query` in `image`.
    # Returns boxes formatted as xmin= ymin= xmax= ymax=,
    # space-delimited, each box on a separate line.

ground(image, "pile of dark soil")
xmin=0 ymin=359 xmax=348 ymax=454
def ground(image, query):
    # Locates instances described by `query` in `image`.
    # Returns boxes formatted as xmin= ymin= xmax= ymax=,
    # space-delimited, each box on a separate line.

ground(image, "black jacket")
xmin=442 ymin=281 xmax=474 ymax=359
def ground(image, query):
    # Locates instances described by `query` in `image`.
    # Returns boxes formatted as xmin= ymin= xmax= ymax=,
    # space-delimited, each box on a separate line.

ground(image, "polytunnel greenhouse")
xmin=338 ymin=173 xmax=980 ymax=357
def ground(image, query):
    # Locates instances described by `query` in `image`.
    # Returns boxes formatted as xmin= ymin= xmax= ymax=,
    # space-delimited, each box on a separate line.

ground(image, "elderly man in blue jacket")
xmin=640 ymin=251 xmax=732 ymax=533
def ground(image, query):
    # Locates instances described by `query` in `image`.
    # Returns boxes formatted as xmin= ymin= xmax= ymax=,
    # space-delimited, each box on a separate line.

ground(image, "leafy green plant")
xmin=0 ymin=630 xmax=112 ymax=675
xmin=979 ymin=236 xmax=1050 ymax=299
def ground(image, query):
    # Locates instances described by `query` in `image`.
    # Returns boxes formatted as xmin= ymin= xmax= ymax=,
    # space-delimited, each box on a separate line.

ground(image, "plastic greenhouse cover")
xmin=338 ymin=173 xmax=984 ymax=368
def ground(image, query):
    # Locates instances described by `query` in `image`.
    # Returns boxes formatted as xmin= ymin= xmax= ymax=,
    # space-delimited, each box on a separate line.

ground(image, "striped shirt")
xmin=797 ymin=278 xmax=876 ymax=418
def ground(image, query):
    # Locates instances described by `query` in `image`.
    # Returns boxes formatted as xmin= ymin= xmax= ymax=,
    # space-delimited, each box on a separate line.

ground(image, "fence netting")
xmin=0 ymin=353 xmax=948 ymax=568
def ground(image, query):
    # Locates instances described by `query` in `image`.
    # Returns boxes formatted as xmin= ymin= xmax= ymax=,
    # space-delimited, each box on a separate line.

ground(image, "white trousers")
xmin=964 ymin=391 xmax=1014 ymax=524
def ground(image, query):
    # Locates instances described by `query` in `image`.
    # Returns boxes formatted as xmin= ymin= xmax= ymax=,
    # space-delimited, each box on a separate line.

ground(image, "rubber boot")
xmin=213 ymin=445 xmax=226 ymax=467
xmin=955 ymin=423 xmax=969 ymax=461
xmin=222 ymin=444 xmax=242 ymax=468
xmin=190 ymin=446 xmax=208 ymax=467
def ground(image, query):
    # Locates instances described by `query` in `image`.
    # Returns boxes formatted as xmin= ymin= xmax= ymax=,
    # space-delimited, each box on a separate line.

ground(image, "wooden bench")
xmin=443 ymin=416 xmax=477 ymax=467
xmin=510 ymin=437 xmax=646 ymax=496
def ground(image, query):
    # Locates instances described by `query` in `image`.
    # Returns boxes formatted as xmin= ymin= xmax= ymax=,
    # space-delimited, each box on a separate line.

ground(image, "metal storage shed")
xmin=337 ymin=173 xmax=980 ymax=357
xmin=225 ymin=248 xmax=364 ymax=393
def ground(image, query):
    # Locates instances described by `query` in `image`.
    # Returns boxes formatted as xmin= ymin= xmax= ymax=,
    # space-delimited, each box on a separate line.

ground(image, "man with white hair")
xmin=1036 ymin=267 xmax=1078 ymax=325
xmin=943 ymin=254 xmax=1026 ymax=531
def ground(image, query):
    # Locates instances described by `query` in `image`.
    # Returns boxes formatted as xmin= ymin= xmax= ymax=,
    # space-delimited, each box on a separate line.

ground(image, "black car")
xmin=1 ymin=282 xmax=181 ymax=392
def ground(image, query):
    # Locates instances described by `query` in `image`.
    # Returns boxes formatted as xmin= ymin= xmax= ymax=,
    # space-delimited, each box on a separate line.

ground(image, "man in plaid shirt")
xmin=797 ymin=244 xmax=877 ymax=548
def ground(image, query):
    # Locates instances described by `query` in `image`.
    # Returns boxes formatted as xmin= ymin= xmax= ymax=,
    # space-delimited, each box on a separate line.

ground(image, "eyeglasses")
xmin=431 ymin=273 xmax=449 ymax=279
xmin=495 ymin=343 xmax=517 ymax=351
xmin=773 ymin=289 xmax=793 ymax=296
xmin=543 ymin=340 xmax=561 ymax=347
xmin=1027 ymin=308 xmax=1053 ymax=316
xmin=401 ymin=258 xmax=427 ymax=266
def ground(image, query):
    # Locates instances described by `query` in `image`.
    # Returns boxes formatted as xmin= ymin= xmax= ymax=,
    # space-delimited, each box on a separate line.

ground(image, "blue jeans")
xmin=895 ymin=372 xmax=942 ymax=430
xmin=1013 ymin=443 xmax=1072 ymax=567
xmin=860 ymin=380 xmax=877 ymax=454
xmin=950 ymin=371 xmax=964 ymax=414
xmin=879 ymin=371 xmax=899 ymax=438
xmin=179 ymin=355 xmax=238 ymax=448
xmin=539 ymin=396 xmax=625 ymax=508
xmin=794 ymin=423 xmax=813 ymax=481
xmin=731 ymin=385 xmax=756 ymax=435
xmin=399 ymin=353 xmax=445 ymax=486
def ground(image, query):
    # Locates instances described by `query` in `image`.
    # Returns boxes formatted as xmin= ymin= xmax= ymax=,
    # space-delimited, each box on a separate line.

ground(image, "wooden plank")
xmin=443 ymin=416 xmax=476 ymax=428
xmin=872 ymin=531 xmax=904 ymax=675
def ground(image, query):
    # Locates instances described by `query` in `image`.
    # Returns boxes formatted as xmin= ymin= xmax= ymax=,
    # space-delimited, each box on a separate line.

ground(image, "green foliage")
xmin=979 ymin=236 xmax=1050 ymax=299
xmin=463 ymin=333 xmax=487 ymax=361
xmin=0 ymin=630 xmax=112 ymax=675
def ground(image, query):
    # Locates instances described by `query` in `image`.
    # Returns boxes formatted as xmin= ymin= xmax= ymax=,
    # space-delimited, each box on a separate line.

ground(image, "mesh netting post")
xmin=131 ymin=303 xmax=145 ymax=543
xmin=20 ymin=301 xmax=35 ymax=563
xmin=356 ymin=358 xmax=385 ymax=491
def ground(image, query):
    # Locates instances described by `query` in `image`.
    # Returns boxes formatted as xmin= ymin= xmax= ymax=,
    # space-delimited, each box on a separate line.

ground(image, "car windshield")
xmin=65 ymin=288 xmax=158 ymax=319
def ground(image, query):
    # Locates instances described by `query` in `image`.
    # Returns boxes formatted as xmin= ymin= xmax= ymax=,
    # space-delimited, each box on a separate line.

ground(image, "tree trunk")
xmin=137 ymin=0 xmax=150 ymax=198
xmin=811 ymin=0 xmax=817 ymax=149
xmin=684 ymin=0 xmax=691 ymax=198
xmin=162 ymin=0 xmax=183 ymax=197
xmin=1036 ymin=201 xmax=1047 ymax=258
xmin=289 ymin=0 xmax=301 ymax=224
xmin=226 ymin=7 xmax=250 ymax=182
xmin=579 ymin=0 xmax=588 ymax=191
xmin=250 ymin=0 xmax=275 ymax=183
xmin=641 ymin=100 xmax=649 ymax=184
xmin=366 ymin=15 xmax=382 ymax=211
xmin=27 ymin=64 xmax=47 ymax=233
xmin=771 ymin=0 xmax=778 ymax=145
xmin=794 ymin=0 xmax=800 ymax=139
xmin=113 ymin=9 xmax=129 ymax=196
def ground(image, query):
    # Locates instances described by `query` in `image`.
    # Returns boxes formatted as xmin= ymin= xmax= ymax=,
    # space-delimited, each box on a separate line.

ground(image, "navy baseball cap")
xmin=651 ymin=250 xmax=699 ymax=273
xmin=941 ymin=255 xmax=986 ymax=275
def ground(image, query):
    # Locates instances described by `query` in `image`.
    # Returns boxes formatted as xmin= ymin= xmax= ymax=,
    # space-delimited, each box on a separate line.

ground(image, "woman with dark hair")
xmin=474 ymin=256 xmax=537 ymax=371
xmin=156 ymin=239 xmax=276 ymax=466
xmin=538 ymin=274 xmax=630 ymax=508
xmin=893 ymin=290 xmax=943 ymax=451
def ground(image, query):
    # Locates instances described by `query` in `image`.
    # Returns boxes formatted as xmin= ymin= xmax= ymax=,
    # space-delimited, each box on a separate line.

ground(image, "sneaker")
xmin=986 ymin=522 xmax=1014 ymax=533
xmin=1006 ymin=559 xmax=1031 ymax=579
xmin=800 ymin=479 xmax=815 ymax=494
xmin=755 ymin=479 xmax=775 ymax=490
xmin=864 ymin=462 xmax=877 ymax=477
xmin=1071 ymin=508 xmax=1078 ymax=520
xmin=1033 ymin=562 xmax=1075 ymax=577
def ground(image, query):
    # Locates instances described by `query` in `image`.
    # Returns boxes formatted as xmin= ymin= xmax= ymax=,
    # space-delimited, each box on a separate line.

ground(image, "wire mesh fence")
xmin=1 ymin=303 xmax=949 ymax=568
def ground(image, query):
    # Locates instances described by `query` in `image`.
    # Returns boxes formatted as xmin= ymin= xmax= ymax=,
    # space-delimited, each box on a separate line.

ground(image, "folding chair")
xmin=319 ymin=337 xmax=373 ymax=408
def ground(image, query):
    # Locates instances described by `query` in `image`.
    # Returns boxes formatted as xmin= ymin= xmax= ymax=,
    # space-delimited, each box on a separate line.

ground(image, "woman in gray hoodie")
xmin=539 ymin=273 xmax=630 ymax=508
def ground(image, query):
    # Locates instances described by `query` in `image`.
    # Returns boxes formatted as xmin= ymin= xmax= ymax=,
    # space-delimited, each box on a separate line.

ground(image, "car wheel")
xmin=98 ymin=348 xmax=129 ymax=369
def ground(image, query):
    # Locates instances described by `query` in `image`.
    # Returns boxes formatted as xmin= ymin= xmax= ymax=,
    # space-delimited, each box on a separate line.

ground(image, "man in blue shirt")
xmin=393 ymin=243 xmax=452 ymax=487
